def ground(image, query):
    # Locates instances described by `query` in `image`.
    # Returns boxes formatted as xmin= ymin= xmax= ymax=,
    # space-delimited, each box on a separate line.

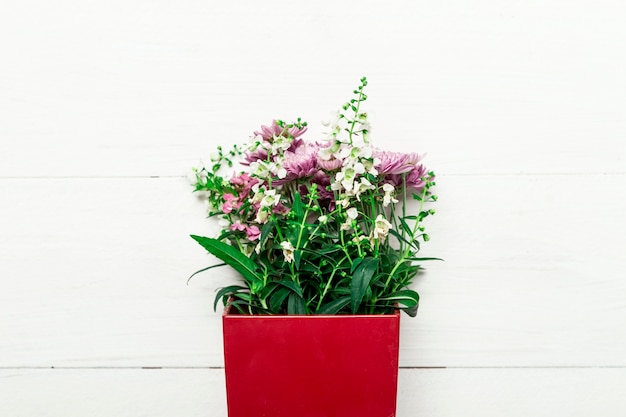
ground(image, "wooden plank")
xmin=1 ymin=1 xmax=625 ymax=176
xmin=0 ymin=368 xmax=625 ymax=417
xmin=1 ymin=174 xmax=624 ymax=368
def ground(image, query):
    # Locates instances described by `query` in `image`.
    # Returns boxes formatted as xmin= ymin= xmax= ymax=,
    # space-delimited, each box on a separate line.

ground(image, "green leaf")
xmin=213 ymin=285 xmax=248 ymax=312
xmin=190 ymin=235 xmax=262 ymax=284
xmin=260 ymin=221 xmax=274 ymax=249
xmin=350 ymin=257 xmax=364 ymax=274
xmin=276 ymin=279 xmax=304 ymax=297
xmin=294 ymin=249 xmax=302 ymax=270
xmin=316 ymin=296 xmax=351 ymax=314
xmin=350 ymin=257 xmax=379 ymax=313
xmin=292 ymin=192 xmax=304 ymax=219
xmin=399 ymin=218 xmax=413 ymax=237
xmin=268 ymin=287 xmax=291 ymax=313
xmin=388 ymin=229 xmax=413 ymax=248
xmin=187 ymin=262 xmax=226 ymax=284
xmin=316 ymin=245 xmax=342 ymax=255
xmin=379 ymin=290 xmax=420 ymax=317
xmin=287 ymin=292 xmax=307 ymax=314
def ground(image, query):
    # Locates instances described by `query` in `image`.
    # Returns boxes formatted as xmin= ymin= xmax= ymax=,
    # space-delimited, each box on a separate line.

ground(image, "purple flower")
xmin=230 ymin=172 xmax=259 ymax=199
xmin=244 ymin=122 xmax=308 ymax=165
xmin=386 ymin=164 xmax=428 ymax=191
xmin=230 ymin=221 xmax=261 ymax=241
xmin=222 ymin=193 xmax=242 ymax=214
xmin=273 ymin=202 xmax=290 ymax=215
xmin=243 ymin=148 xmax=269 ymax=165
xmin=245 ymin=225 xmax=261 ymax=241
xmin=253 ymin=120 xmax=307 ymax=141
xmin=281 ymin=143 xmax=319 ymax=180
xmin=374 ymin=150 xmax=424 ymax=175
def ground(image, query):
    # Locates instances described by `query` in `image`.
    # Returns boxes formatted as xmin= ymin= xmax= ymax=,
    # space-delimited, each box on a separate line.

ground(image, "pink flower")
xmin=230 ymin=221 xmax=246 ymax=232
xmin=230 ymin=222 xmax=261 ymax=241
xmin=386 ymin=164 xmax=428 ymax=191
xmin=281 ymin=143 xmax=319 ymax=180
xmin=222 ymin=193 xmax=242 ymax=214
xmin=405 ymin=164 xmax=428 ymax=190
xmin=253 ymin=120 xmax=307 ymax=141
xmin=317 ymin=156 xmax=343 ymax=171
xmin=245 ymin=225 xmax=261 ymax=241
xmin=230 ymin=172 xmax=252 ymax=186
xmin=374 ymin=150 xmax=424 ymax=175
xmin=273 ymin=202 xmax=290 ymax=215
xmin=230 ymin=172 xmax=259 ymax=199
xmin=243 ymin=148 xmax=269 ymax=165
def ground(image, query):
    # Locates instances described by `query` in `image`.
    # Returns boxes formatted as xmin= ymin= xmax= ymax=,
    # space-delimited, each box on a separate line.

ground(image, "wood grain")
xmin=1 ymin=1 xmax=625 ymax=177
xmin=2 ymin=0 xmax=626 ymax=415
xmin=1 ymin=175 xmax=624 ymax=367
xmin=1 ymin=368 xmax=624 ymax=417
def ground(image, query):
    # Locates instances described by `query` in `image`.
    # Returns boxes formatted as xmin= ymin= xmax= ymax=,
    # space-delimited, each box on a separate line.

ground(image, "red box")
xmin=222 ymin=307 xmax=401 ymax=417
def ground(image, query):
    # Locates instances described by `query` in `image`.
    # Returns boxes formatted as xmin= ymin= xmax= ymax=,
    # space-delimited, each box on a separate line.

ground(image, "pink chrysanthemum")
xmin=281 ymin=143 xmax=319 ymax=180
xmin=386 ymin=164 xmax=429 ymax=191
xmin=253 ymin=120 xmax=307 ymax=141
xmin=374 ymin=150 xmax=424 ymax=175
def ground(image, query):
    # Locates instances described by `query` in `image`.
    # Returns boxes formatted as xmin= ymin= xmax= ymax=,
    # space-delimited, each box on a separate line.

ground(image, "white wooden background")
xmin=1 ymin=1 xmax=625 ymax=415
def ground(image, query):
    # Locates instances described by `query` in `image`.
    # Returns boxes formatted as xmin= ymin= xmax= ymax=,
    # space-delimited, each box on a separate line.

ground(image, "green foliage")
xmin=189 ymin=77 xmax=439 ymax=316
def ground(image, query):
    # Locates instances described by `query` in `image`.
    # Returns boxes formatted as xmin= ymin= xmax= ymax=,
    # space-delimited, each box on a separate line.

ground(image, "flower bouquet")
xmin=190 ymin=77 xmax=438 ymax=417
xmin=190 ymin=77 xmax=437 ymax=317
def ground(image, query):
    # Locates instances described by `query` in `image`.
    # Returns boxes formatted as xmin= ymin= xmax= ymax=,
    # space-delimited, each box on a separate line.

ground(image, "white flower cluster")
xmin=319 ymin=112 xmax=381 ymax=203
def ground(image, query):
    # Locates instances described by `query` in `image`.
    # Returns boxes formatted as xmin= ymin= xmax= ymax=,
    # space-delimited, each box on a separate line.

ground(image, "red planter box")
xmin=222 ymin=307 xmax=401 ymax=417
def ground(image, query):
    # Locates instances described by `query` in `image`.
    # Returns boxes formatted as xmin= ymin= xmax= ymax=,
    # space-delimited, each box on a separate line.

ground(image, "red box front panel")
xmin=222 ymin=309 xmax=400 ymax=417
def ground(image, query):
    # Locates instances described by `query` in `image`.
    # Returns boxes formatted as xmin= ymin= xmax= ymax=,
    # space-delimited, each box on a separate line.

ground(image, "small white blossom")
xmin=353 ymin=178 xmax=374 ymax=201
xmin=280 ymin=241 xmax=295 ymax=263
xmin=336 ymin=197 xmax=350 ymax=209
xmin=318 ymin=147 xmax=332 ymax=161
xmin=352 ymin=235 xmax=369 ymax=244
xmin=346 ymin=207 xmax=358 ymax=220
xmin=340 ymin=219 xmax=353 ymax=231
xmin=250 ymin=161 xmax=270 ymax=178
xmin=371 ymin=214 xmax=392 ymax=240
xmin=271 ymin=135 xmax=292 ymax=153
xmin=382 ymin=183 xmax=399 ymax=207
xmin=260 ymin=189 xmax=280 ymax=208
xmin=255 ymin=208 xmax=270 ymax=224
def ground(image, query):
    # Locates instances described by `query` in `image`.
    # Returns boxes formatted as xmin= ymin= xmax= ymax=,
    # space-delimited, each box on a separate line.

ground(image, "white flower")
xmin=260 ymin=189 xmax=280 ymax=208
xmin=382 ymin=183 xmax=398 ymax=207
xmin=318 ymin=147 xmax=332 ymax=161
xmin=340 ymin=220 xmax=353 ymax=231
xmin=335 ymin=163 xmax=366 ymax=192
xmin=255 ymin=208 xmax=270 ymax=224
xmin=333 ymin=197 xmax=350 ymax=209
xmin=272 ymin=163 xmax=287 ymax=179
xmin=346 ymin=207 xmax=358 ymax=220
xmin=352 ymin=235 xmax=369 ymax=244
xmin=280 ymin=241 xmax=295 ymax=263
xmin=271 ymin=135 xmax=292 ymax=154
xmin=371 ymin=214 xmax=392 ymax=240
xmin=250 ymin=161 xmax=270 ymax=178
xmin=318 ymin=215 xmax=328 ymax=224
xmin=353 ymin=177 xmax=374 ymax=201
